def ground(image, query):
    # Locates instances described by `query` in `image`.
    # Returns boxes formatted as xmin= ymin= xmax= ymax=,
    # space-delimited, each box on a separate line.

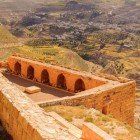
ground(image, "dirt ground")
xmin=3 ymin=73 xmax=74 ymax=103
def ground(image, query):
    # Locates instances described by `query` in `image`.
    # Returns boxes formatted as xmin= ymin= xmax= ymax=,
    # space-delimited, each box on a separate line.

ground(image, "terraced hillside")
xmin=0 ymin=43 xmax=101 ymax=73
xmin=16 ymin=45 xmax=101 ymax=72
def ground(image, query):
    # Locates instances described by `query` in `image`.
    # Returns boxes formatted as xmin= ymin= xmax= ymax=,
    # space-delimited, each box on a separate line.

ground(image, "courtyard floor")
xmin=3 ymin=73 xmax=74 ymax=103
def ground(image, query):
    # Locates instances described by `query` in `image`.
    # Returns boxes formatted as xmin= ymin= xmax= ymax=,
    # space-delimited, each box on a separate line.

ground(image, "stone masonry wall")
xmin=8 ymin=56 xmax=107 ymax=92
xmin=7 ymin=56 xmax=136 ymax=126
xmin=0 ymin=73 xmax=79 ymax=140
xmin=0 ymin=73 xmax=117 ymax=140
xmin=39 ymin=81 xmax=136 ymax=126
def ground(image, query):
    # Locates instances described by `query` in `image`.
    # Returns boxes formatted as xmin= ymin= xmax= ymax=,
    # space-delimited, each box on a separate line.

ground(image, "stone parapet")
xmin=0 ymin=73 xmax=79 ymax=140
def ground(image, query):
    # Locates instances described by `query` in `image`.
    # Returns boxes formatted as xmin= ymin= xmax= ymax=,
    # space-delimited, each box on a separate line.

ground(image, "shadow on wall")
xmin=57 ymin=74 xmax=67 ymax=90
xmin=41 ymin=69 xmax=50 ymax=85
xmin=75 ymin=79 xmax=85 ymax=93
xmin=27 ymin=65 xmax=34 ymax=80
xmin=13 ymin=61 xmax=86 ymax=93
xmin=14 ymin=62 xmax=21 ymax=75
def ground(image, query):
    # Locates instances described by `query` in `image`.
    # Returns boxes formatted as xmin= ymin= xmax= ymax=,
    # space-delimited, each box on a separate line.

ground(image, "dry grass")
xmin=44 ymin=105 xmax=86 ymax=122
xmin=136 ymin=91 xmax=140 ymax=98
xmin=16 ymin=45 xmax=94 ymax=72
xmin=0 ymin=24 xmax=18 ymax=44
xmin=43 ymin=105 xmax=140 ymax=140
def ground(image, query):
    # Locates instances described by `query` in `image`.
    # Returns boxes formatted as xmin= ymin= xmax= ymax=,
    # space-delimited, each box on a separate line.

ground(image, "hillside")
xmin=16 ymin=45 xmax=101 ymax=72
xmin=0 ymin=24 xmax=17 ymax=45
xmin=0 ymin=42 xmax=101 ymax=73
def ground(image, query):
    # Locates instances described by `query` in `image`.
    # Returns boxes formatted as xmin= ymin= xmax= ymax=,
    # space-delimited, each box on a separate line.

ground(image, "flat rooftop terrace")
xmin=3 ymin=73 xmax=74 ymax=103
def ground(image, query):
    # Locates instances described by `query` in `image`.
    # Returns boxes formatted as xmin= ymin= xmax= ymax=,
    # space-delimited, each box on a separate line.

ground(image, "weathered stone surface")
xmin=82 ymin=123 xmax=115 ymax=140
xmin=8 ymin=56 xmax=108 ymax=92
xmin=0 ymin=73 xmax=79 ymax=140
xmin=25 ymin=86 xmax=41 ymax=94
xmin=1 ymin=55 xmax=135 ymax=139
xmin=39 ymin=81 xmax=135 ymax=126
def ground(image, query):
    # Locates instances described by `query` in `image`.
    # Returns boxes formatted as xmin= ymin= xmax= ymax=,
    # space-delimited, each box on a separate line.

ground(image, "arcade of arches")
xmin=8 ymin=56 xmax=107 ymax=93
xmin=13 ymin=62 xmax=88 ymax=93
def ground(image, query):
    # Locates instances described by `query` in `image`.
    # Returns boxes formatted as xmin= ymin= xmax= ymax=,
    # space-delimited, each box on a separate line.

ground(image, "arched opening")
xmin=74 ymin=79 xmax=85 ymax=93
xmin=41 ymin=69 xmax=50 ymax=85
xmin=102 ymin=95 xmax=111 ymax=115
xmin=57 ymin=74 xmax=67 ymax=89
xmin=102 ymin=106 xmax=108 ymax=115
xmin=27 ymin=66 xmax=34 ymax=80
xmin=14 ymin=62 xmax=21 ymax=75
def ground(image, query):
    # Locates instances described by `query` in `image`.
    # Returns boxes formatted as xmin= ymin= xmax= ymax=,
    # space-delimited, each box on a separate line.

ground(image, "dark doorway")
xmin=102 ymin=95 xmax=111 ymax=115
xmin=41 ymin=69 xmax=50 ymax=85
xmin=14 ymin=62 xmax=21 ymax=75
xmin=57 ymin=74 xmax=67 ymax=89
xmin=74 ymin=79 xmax=85 ymax=92
xmin=27 ymin=66 xmax=34 ymax=80
xmin=102 ymin=106 xmax=108 ymax=115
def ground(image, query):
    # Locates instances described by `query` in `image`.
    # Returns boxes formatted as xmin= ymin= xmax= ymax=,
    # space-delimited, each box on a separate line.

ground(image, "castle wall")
xmin=0 ymin=74 xmax=116 ymax=140
xmin=0 ymin=74 xmax=79 ymax=140
xmin=8 ymin=56 xmax=107 ymax=92
xmin=39 ymin=81 xmax=135 ymax=126
xmin=7 ymin=56 xmax=136 ymax=126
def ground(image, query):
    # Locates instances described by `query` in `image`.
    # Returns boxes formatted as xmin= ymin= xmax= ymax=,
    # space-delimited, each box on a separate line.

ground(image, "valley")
xmin=0 ymin=0 xmax=139 ymax=139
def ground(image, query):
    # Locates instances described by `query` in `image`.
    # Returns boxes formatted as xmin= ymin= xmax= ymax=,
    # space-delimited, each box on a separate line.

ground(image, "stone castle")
xmin=0 ymin=55 xmax=136 ymax=140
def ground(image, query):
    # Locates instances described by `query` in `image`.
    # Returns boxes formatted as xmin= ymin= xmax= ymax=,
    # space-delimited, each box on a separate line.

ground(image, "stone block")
xmin=25 ymin=86 xmax=41 ymax=94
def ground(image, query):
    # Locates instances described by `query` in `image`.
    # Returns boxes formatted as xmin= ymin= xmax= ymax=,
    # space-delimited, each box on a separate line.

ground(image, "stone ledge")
xmin=82 ymin=123 xmax=115 ymax=140
xmin=48 ymin=111 xmax=82 ymax=139
xmin=0 ymin=73 xmax=78 ymax=140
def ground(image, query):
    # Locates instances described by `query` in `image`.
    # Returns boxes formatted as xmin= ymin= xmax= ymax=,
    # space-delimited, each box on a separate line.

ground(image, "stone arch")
xmin=14 ymin=62 xmax=21 ymax=75
xmin=41 ymin=69 xmax=50 ymax=85
xmin=57 ymin=74 xmax=67 ymax=89
xmin=102 ymin=106 xmax=108 ymax=115
xmin=74 ymin=79 xmax=85 ymax=92
xmin=27 ymin=65 xmax=34 ymax=80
